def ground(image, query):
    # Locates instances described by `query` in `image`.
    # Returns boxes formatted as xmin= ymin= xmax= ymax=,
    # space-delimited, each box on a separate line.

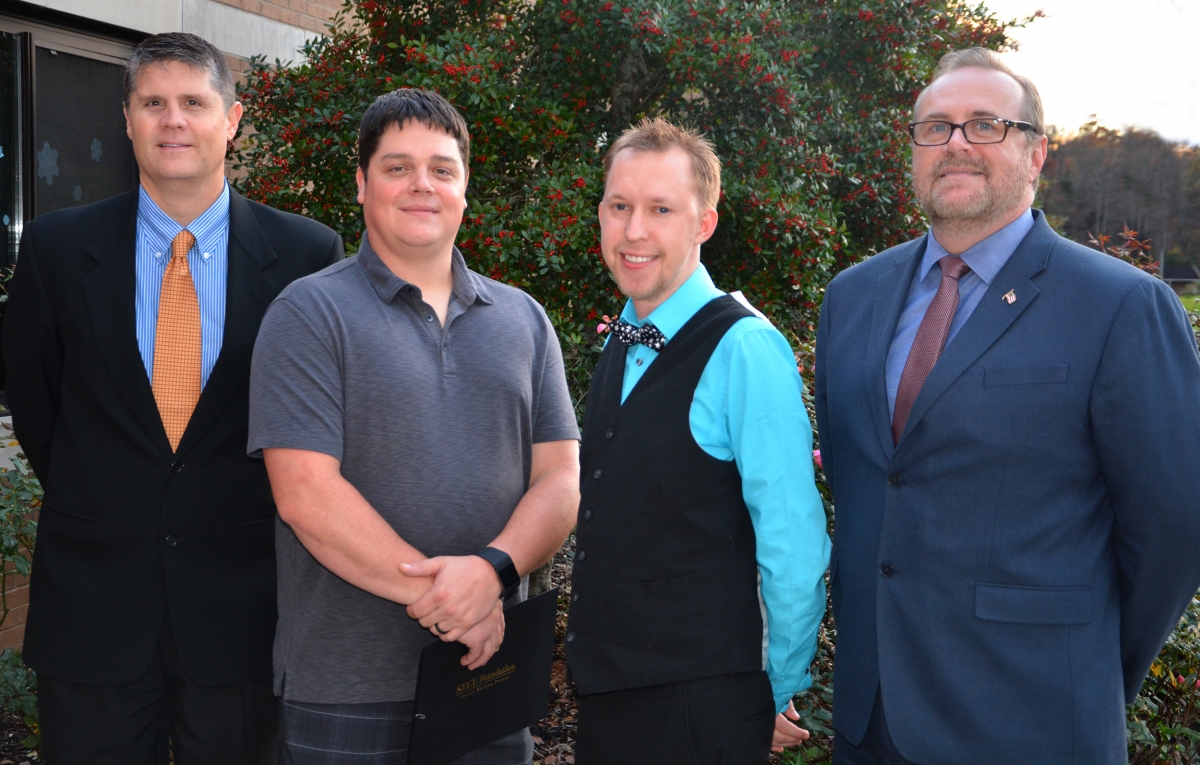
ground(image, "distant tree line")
xmin=1040 ymin=122 xmax=1200 ymax=267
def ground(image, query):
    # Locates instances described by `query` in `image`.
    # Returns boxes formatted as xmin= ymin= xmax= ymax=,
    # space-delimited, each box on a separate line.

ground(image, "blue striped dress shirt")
xmin=135 ymin=183 xmax=230 ymax=389
xmin=885 ymin=209 xmax=1035 ymax=417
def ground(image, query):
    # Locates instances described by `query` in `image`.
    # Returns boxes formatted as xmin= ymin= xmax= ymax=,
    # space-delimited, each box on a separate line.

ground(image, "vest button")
xmin=593 ymin=468 xmax=603 ymax=480
xmin=635 ymin=358 xmax=643 ymax=366
xmin=583 ymin=509 xmax=593 ymax=521
xmin=566 ymin=631 xmax=576 ymax=643
xmin=887 ymin=473 xmax=904 ymax=488
xmin=605 ymin=428 xmax=614 ymax=439
xmin=170 ymin=461 xmax=184 ymax=474
xmin=880 ymin=563 xmax=895 ymax=577
xmin=577 ymin=550 xmax=587 ymax=562
xmin=571 ymin=591 xmax=579 ymax=603
xmin=164 ymin=535 xmax=178 ymax=548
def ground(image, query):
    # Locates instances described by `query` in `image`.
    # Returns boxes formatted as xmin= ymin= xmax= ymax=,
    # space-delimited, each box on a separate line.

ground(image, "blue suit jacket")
xmin=814 ymin=211 xmax=1200 ymax=765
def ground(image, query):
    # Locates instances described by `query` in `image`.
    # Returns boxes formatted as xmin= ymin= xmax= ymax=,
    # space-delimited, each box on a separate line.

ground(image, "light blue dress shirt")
xmin=614 ymin=264 xmax=832 ymax=713
xmin=885 ymin=209 xmax=1035 ymax=416
xmin=135 ymin=183 xmax=230 ymax=389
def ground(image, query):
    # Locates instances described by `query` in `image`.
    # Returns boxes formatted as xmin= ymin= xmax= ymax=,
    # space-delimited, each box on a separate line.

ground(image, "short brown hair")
xmin=358 ymin=88 xmax=471 ymax=174
xmin=919 ymin=47 xmax=1044 ymax=140
xmin=125 ymin=33 xmax=236 ymax=109
xmin=603 ymin=118 xmax=721 ymax=208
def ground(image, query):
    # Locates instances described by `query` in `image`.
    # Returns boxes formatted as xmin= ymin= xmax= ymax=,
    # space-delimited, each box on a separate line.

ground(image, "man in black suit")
xmin=2 ymin=33 xmax=341 ymax=763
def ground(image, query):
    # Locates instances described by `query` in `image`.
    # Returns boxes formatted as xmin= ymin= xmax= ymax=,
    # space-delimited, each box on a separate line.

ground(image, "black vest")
xmin=565 ymin=295 xmax=763 ymax=695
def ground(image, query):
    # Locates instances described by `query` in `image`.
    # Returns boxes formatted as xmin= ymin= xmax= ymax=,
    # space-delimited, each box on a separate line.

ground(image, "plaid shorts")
xmin=279 ymin=700 xmax=533 ymax=765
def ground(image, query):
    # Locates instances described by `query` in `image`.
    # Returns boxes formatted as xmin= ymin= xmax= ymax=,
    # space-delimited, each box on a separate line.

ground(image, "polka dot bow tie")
xmin=611 ymin=319 xmax=667 ymax=351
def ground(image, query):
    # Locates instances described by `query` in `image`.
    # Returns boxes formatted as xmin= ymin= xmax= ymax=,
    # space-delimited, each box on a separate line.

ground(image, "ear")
xmin=1029 ymin=133 xmax=1048 ymax=182
xmin=695 ymin=206 xmax=718 ymax=245
xmin=356 ymin=166 xmax=366 ymax=205
xmin=124 ymin=104 xmax=133 ymax=142
xmin=226 ymin=101 xmax=243 ymax=141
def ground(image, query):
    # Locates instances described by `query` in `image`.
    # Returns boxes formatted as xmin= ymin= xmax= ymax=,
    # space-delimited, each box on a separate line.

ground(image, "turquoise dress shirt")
xmin=613 ymin=264 xmax=831 ymax=713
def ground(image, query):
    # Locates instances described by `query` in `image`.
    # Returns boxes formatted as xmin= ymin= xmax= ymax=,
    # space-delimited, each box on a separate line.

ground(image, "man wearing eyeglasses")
xmin=815 ymin=48 xmax=1200 ymax=764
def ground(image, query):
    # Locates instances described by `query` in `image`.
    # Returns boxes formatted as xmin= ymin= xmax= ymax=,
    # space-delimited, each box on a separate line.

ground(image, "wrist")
xmin=474 ymin=546 xmax=520 ymax=600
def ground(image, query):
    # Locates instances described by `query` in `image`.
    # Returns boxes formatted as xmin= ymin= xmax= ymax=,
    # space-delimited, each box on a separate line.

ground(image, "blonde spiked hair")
xmin=603 ymin=118 xmax=722 ymax=208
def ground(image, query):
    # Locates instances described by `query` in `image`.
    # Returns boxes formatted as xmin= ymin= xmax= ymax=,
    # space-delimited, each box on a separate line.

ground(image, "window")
xmin=0 ymin=10 xmax=142 ymax=266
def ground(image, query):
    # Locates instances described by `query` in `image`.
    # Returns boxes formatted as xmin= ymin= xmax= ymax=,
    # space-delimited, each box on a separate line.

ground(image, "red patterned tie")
xmin=892 ymin=255 xmax=970 ymax=444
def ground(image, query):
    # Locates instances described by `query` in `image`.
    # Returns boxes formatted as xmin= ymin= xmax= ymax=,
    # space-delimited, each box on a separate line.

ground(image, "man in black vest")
xmin=566 ymin=118 xmax=831 ymax=764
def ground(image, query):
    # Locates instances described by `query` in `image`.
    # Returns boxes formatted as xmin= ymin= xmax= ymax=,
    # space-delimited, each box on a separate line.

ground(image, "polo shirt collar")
xmin=919 ymin=208 xmax=1035 ymax=286
xmin=359 ymin=235 xmax=492 ymax=307
xmin=618 ymin=263 xmax=724 ymax=340
xmin=137 ymin=182 xmax=229 ymax=259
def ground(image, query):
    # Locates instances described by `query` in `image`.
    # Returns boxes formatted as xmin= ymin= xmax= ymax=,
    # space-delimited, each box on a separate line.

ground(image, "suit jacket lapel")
xmin=82 ymin=190 xmax=175 ymax=458
xmin=175 ymin=190 xmax=278 ymax=455
xmin=865 ymin=237 xmax=927 ymax=459
xmin=895 ymin=213 xmax=1056 ymax=448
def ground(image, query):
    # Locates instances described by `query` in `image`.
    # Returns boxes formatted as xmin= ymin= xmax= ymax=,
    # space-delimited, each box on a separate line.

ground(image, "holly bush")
xmin=1128 ymin=597 xmax=1200 ymax=765
xmin=231 ymin=0 xmax=1011 ymax=414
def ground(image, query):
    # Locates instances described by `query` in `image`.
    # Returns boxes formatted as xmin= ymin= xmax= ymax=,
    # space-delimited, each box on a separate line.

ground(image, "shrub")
xmin=1128 ymin=597 xmax=1200 ymax=765
xmin=0 ymin=434 xmax=40 ymax=748
xmin=0 ymin=648 xmax=37 ymax=749
xmin=232 ymin=0 xmax=1012 ymax=412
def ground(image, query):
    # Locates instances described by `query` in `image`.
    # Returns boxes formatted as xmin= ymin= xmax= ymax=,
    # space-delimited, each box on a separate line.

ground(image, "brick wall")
xmin=211 ymin=0 xmax=340 ymax=35
xmin=0 ymin=572 xmax=29 ymax=653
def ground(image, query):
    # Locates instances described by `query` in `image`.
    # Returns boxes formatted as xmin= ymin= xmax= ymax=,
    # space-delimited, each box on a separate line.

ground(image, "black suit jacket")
xmin=2 ymin=188 xmax=342 ymax=686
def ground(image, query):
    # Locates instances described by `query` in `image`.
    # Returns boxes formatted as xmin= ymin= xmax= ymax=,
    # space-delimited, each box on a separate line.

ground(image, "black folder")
xmin=408 ymin=588 xmax=559 ymax=765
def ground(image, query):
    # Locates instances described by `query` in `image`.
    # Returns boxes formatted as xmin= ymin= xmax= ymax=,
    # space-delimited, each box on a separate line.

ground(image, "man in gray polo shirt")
xmin=248 ymin=88 xmax=580 ymax=764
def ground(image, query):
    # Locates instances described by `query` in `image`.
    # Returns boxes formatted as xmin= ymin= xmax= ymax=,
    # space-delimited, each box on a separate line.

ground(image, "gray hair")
xmin=919 ymin=47 xmax=1044 ymax=140
xmin=124 ymin=33 xmax=236 ymax=109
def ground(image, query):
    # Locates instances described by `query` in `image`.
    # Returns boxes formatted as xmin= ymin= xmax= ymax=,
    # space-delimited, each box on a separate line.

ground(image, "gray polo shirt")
xmin=248 ymin=236 xmax=579 ymax=703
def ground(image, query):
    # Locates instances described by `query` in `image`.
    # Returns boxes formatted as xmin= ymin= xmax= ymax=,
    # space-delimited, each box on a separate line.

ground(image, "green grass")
xmin=1182 ymin=294 xmax=1200 ymax=313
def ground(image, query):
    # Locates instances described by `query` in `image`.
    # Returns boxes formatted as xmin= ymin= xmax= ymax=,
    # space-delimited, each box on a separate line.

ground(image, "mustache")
xmin=931 ymin=157 xmax=990 ymax=176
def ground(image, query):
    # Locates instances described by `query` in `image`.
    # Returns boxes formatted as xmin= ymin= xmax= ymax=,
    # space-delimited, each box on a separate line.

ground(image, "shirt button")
xmin=164 ymin=535 xmax=178 ymax=548
xmin=593 ymin=468 xmax=602 ymax=480
xmin=565 ymin=632 xmax=576 ymax=643
xmin=425 ymin=315 xmax=434 ymax=322
xmin=605 ymin=428 xmax=614 ymax=439
xmin=887 ymin=473 xmax=904 ymax=488
xmin=583 ymin=509 xmax=593 ymax=521
xmin=577 ymin=550 xmax=587 ymax=562
xmin=170 ymin=461 xmax=184 ymax=474
xmin=635 ymin=358 xmax=643 ymax=366
xmin=880 ymin=563 xmax=895 ymax=577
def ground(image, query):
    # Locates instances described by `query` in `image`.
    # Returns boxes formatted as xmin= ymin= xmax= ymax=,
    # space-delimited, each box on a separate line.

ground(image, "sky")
xmin=983 ymin=0 xmax=1198 ymax=146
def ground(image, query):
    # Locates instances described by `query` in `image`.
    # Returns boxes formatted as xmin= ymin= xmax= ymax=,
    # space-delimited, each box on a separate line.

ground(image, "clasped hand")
xmin=402 ymin=555 xmax=506 ymax=669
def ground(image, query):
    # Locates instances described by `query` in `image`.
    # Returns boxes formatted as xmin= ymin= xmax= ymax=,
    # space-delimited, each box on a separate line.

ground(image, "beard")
xmin=915 ymin=152 xmax=1033 ymax=231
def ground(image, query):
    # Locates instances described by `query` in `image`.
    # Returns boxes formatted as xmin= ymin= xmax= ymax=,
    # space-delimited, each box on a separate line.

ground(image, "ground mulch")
xmin=529 ymin=537 xmax=579 ymax=765
xmin=0 ymin=710 xmax=35 ymax=763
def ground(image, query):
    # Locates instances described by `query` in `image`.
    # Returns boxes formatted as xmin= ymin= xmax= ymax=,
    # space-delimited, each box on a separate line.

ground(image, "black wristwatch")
xmin=475 ymin=547 xmax=521 ymax=600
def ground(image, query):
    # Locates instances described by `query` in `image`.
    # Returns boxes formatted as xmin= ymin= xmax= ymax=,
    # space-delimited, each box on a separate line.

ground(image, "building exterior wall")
xmin=12 ymin=0 xmax=327 ymax=66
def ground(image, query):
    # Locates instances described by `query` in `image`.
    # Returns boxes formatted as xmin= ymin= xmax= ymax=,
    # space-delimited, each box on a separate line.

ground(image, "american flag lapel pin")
xmin=1002 ymin=289 xmax=1017 ymax=305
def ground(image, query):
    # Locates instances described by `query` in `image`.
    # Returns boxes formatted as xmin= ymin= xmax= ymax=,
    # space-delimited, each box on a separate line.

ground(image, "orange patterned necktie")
xmin=152 ymin=229 xmax=201 ymax=451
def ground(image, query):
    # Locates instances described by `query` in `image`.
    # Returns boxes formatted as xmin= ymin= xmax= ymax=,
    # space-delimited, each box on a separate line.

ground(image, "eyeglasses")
xmin=907 ymin=118 xmax=1037 ymax=146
